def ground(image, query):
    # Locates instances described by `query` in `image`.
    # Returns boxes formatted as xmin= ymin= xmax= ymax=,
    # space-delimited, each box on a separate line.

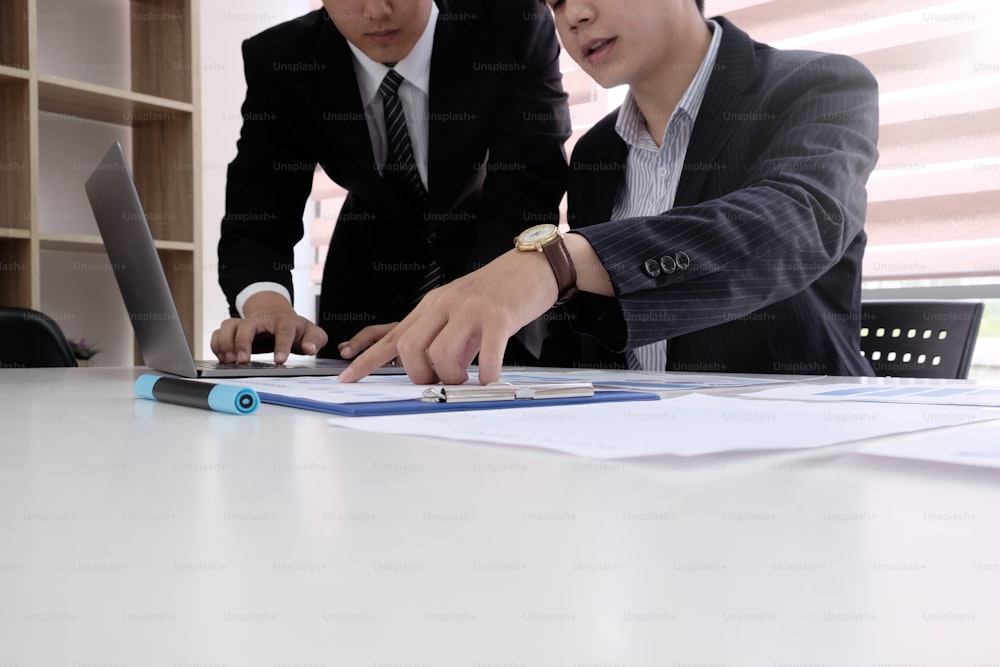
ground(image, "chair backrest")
xmin=859 ymin=300 xmax=984 ymax=379
xmin=0 ymin=307 xmax=78 ymax=368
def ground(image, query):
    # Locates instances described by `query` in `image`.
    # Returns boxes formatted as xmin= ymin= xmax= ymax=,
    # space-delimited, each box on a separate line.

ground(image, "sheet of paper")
xmin=328 ymin=394 xmax=1000 ymax=459
xmin=501 ymin=369 xmax=806 ymax=391
xmin=746 ymin=381 xmax=1000 ymax=407
xmin=859 ymin=419 xmax=1000 ymax=469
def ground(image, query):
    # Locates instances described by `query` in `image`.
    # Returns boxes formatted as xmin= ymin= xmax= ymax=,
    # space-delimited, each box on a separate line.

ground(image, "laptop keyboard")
xmin=193 ymin=359 xmax=400 ymax=370
xmin=195 ymin=360 xmax=288 ymax=370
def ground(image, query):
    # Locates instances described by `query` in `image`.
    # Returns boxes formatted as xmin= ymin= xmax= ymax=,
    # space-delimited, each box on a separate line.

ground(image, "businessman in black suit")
xmin=212 ymin=0 xmax=570 ymax=364
xmin=341 ymin=0 xmax=880 ymax=385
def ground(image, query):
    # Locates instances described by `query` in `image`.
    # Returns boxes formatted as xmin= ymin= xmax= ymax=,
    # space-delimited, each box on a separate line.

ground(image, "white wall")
xmin=198 ymin=1 xmax=316 ymax=358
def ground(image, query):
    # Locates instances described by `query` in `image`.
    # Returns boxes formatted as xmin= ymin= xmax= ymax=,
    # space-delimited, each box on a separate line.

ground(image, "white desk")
xmin=2 ymin=368 xmax=999 ymax=665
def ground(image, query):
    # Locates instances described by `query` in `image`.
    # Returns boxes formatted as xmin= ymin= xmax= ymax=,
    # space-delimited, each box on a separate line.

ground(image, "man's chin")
xmin=580 ymin=65 xmax=627 ymax=91
xmin=356 ymin=39 xmax=413 ymax=66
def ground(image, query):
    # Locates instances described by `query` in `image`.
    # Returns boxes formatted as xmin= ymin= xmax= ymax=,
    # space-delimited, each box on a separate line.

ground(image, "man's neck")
xmin=630 ymin=19 xmax=713 ymax=146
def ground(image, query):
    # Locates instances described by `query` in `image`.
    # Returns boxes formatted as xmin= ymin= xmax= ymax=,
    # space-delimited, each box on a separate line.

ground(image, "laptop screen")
xmin=84 ymin=142 xmax=199 ymax=378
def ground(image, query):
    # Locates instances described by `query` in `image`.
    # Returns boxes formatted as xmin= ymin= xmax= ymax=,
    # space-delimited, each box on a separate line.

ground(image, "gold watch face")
xmin=516 ymin=224 xmax=559 ymax=249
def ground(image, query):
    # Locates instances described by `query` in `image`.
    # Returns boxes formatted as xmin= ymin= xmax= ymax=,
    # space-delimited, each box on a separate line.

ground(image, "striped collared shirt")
xmin=612 ymin=20 xmax=723 ymax=371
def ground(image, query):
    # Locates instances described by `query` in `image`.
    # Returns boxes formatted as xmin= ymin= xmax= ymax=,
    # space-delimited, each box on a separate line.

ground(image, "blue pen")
xmin=134 ymin=374 xmax=259 ymax=415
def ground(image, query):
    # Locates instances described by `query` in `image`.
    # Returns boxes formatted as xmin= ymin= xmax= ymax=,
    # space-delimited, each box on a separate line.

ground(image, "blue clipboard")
xmin=255 ymin=389 xmax=659 ymax=416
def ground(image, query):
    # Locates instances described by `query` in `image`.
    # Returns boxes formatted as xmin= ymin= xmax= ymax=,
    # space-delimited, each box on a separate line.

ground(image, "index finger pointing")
xmin=339 ymin=335 xmax=399 ymax=383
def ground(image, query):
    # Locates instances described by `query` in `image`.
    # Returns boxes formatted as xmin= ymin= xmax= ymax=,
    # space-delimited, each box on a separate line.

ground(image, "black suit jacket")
xmin=218 ymin=0 xmax=570 ymax=358
xmin=543 ymin=17 xmax=878 ymax=376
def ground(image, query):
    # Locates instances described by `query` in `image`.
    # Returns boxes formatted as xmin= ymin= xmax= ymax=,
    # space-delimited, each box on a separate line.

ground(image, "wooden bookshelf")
xmin=1 ymin=0 xmax=200 ymax=367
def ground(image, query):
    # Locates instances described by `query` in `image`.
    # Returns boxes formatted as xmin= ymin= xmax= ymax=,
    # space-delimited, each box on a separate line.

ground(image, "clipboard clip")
xmin=421 ymin=381 xmax=594 ymax=403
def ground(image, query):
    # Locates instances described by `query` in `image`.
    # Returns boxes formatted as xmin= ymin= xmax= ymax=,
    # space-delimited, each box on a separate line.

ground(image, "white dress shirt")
xmin=235 ymin=3 xmax=439 ymax=316
xmin=612 ymin=20 xmax=723 ymax=371
xmin=346 ymin=2 xmax=436 ymax=189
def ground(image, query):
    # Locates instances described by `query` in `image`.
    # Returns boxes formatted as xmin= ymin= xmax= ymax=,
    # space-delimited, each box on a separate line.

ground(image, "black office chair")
xmin=0 ymin=306 xmax=78 ymax=368
xmin=859 ymin=300 xmax=984 ymax=379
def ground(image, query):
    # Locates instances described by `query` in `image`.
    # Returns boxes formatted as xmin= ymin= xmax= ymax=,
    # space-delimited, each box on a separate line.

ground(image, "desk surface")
xmin=2 ymin=368 xmax=999 ymax=666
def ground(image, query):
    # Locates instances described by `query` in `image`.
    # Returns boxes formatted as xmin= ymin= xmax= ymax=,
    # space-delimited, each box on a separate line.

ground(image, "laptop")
xmin=85 ymin=141 xmax=403 ymax=378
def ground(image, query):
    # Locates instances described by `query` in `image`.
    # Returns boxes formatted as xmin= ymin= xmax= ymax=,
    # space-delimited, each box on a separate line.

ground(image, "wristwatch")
xmin=514 ymin=224 xmax=578 ymax=306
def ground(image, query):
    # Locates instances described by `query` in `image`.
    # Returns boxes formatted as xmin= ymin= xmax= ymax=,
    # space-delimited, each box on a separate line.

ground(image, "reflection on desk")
xmin=1 ymin=367 xmax=999 ymax=665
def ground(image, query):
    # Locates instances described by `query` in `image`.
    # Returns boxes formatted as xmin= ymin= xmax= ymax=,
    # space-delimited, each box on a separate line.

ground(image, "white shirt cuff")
xmin=234 ymin=282 xmax=292 ymax=318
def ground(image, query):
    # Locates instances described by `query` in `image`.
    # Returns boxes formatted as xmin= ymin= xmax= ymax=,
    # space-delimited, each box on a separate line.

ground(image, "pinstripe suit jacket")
xmin=542 ymin=17 xmax=880 ymax=376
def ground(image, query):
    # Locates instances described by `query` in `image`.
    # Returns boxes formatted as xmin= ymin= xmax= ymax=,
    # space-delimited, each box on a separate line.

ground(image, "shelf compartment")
xmin=0 ymin=0 xmax=30 ymax=70
xmin=39 ymin=246 xmax=134 ymax=367
xmin=0 ymin=238 xmax=32 ymax=308
xmin=36 ymin=0 xmax=192 ymax=102
xmin=38 ymin=114 xmax=132 ymax=238
xmin=1 ymin=79 xmax=31 ymax=233
xmin=34 ymin=245 xmax=196 ymax=366
xmin=37 ymin=82 xmax=194 ymax=244
xmin=158 ymin=247 xmax=196 ymax=356
xmin=37 ymin=0 xmax=132 ymax=90
xmin=130 ymin=0 xmax=193 ymax=103
xmin=133 ymin=111 xmax=194 ymax=243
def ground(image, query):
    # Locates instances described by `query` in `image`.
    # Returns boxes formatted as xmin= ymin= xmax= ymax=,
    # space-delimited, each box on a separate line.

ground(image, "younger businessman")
xmin=212 ymin=0 xmax=570 ymax=365
xmin=342 ymin=0 xmax=880 ymax=385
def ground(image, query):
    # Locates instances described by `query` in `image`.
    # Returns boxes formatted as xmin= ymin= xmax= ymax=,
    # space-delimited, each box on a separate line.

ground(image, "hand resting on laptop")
xmin=211 ymin=291 xmax=328 ymax=365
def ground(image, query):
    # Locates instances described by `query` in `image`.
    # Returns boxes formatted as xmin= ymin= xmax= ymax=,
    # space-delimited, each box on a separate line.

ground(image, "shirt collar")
xmin=616 ymin=19 xmax=723 ymax=147
xmin=347 ymin=1 xmax=439 ymax=106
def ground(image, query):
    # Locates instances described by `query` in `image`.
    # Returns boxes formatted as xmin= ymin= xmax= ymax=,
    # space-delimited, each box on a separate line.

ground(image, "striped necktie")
xmin=379 ymin=69 xmax=441 ymax=303
xmin=379 ymin=69 xmax=427 ymax=205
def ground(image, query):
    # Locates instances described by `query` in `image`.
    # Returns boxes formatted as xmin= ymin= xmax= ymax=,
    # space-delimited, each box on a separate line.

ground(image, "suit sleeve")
xmin=464 ymin=3 xmax=571 ymax=273
xmin=567 ymin=54 xmax=880 ymax=351
xmin=217 ymin=39 xmax=316 ymax=316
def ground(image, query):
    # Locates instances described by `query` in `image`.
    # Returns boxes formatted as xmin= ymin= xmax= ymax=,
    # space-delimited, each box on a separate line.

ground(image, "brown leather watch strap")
xmin=541 ymin=234 xmax=578 ymax=307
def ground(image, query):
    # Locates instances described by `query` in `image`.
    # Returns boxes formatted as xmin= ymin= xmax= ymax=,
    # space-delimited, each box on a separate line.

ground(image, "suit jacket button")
xmin=675 ymin=251 xmax=690 ymax=270
xmin=659 ymin=255 xmax=677 ymax=274
xmin=643 ymin=259 xmax=661 ymax=277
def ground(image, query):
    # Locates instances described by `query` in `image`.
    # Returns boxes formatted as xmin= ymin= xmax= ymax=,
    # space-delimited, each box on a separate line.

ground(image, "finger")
xmin=210 ymin=328 xmax=223 ymax=360
xmin=476 ymin=315 xmax=510 ymax=385
xmin=212 ymin=320 xmax=237 ymax=362
xmin=339 ymin=332 xmax=402 ymax=383
xmin=219 ymin=319 xmax=245 ymax=363
xmin=337 ymin=322 xmax=396 ymax=359
xmin=425 ymin=324 xmax=476 ymax=386
xmin=271 ymin=318 xmax=299 ymax=365
xmin=395 ymin=315 xmax=454 ymax=385
xmin=233 ymin=320 xmax=261 ymax=364
xmin=429 ymin=309 xmax=509 ymax=385
xmin=249 ymin=332 xmax=277 ymax=355
xmin=299 ymin=324 xmax=329 ymax=356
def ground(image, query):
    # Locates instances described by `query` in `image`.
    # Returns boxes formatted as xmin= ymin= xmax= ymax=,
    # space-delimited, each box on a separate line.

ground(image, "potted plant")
xmin=69 ymin=338 xmax=101 ymax=367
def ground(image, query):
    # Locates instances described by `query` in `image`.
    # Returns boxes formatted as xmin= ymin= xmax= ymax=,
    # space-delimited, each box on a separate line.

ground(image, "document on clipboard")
xmin=204 ymin=377 xmax=657 ymax=417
